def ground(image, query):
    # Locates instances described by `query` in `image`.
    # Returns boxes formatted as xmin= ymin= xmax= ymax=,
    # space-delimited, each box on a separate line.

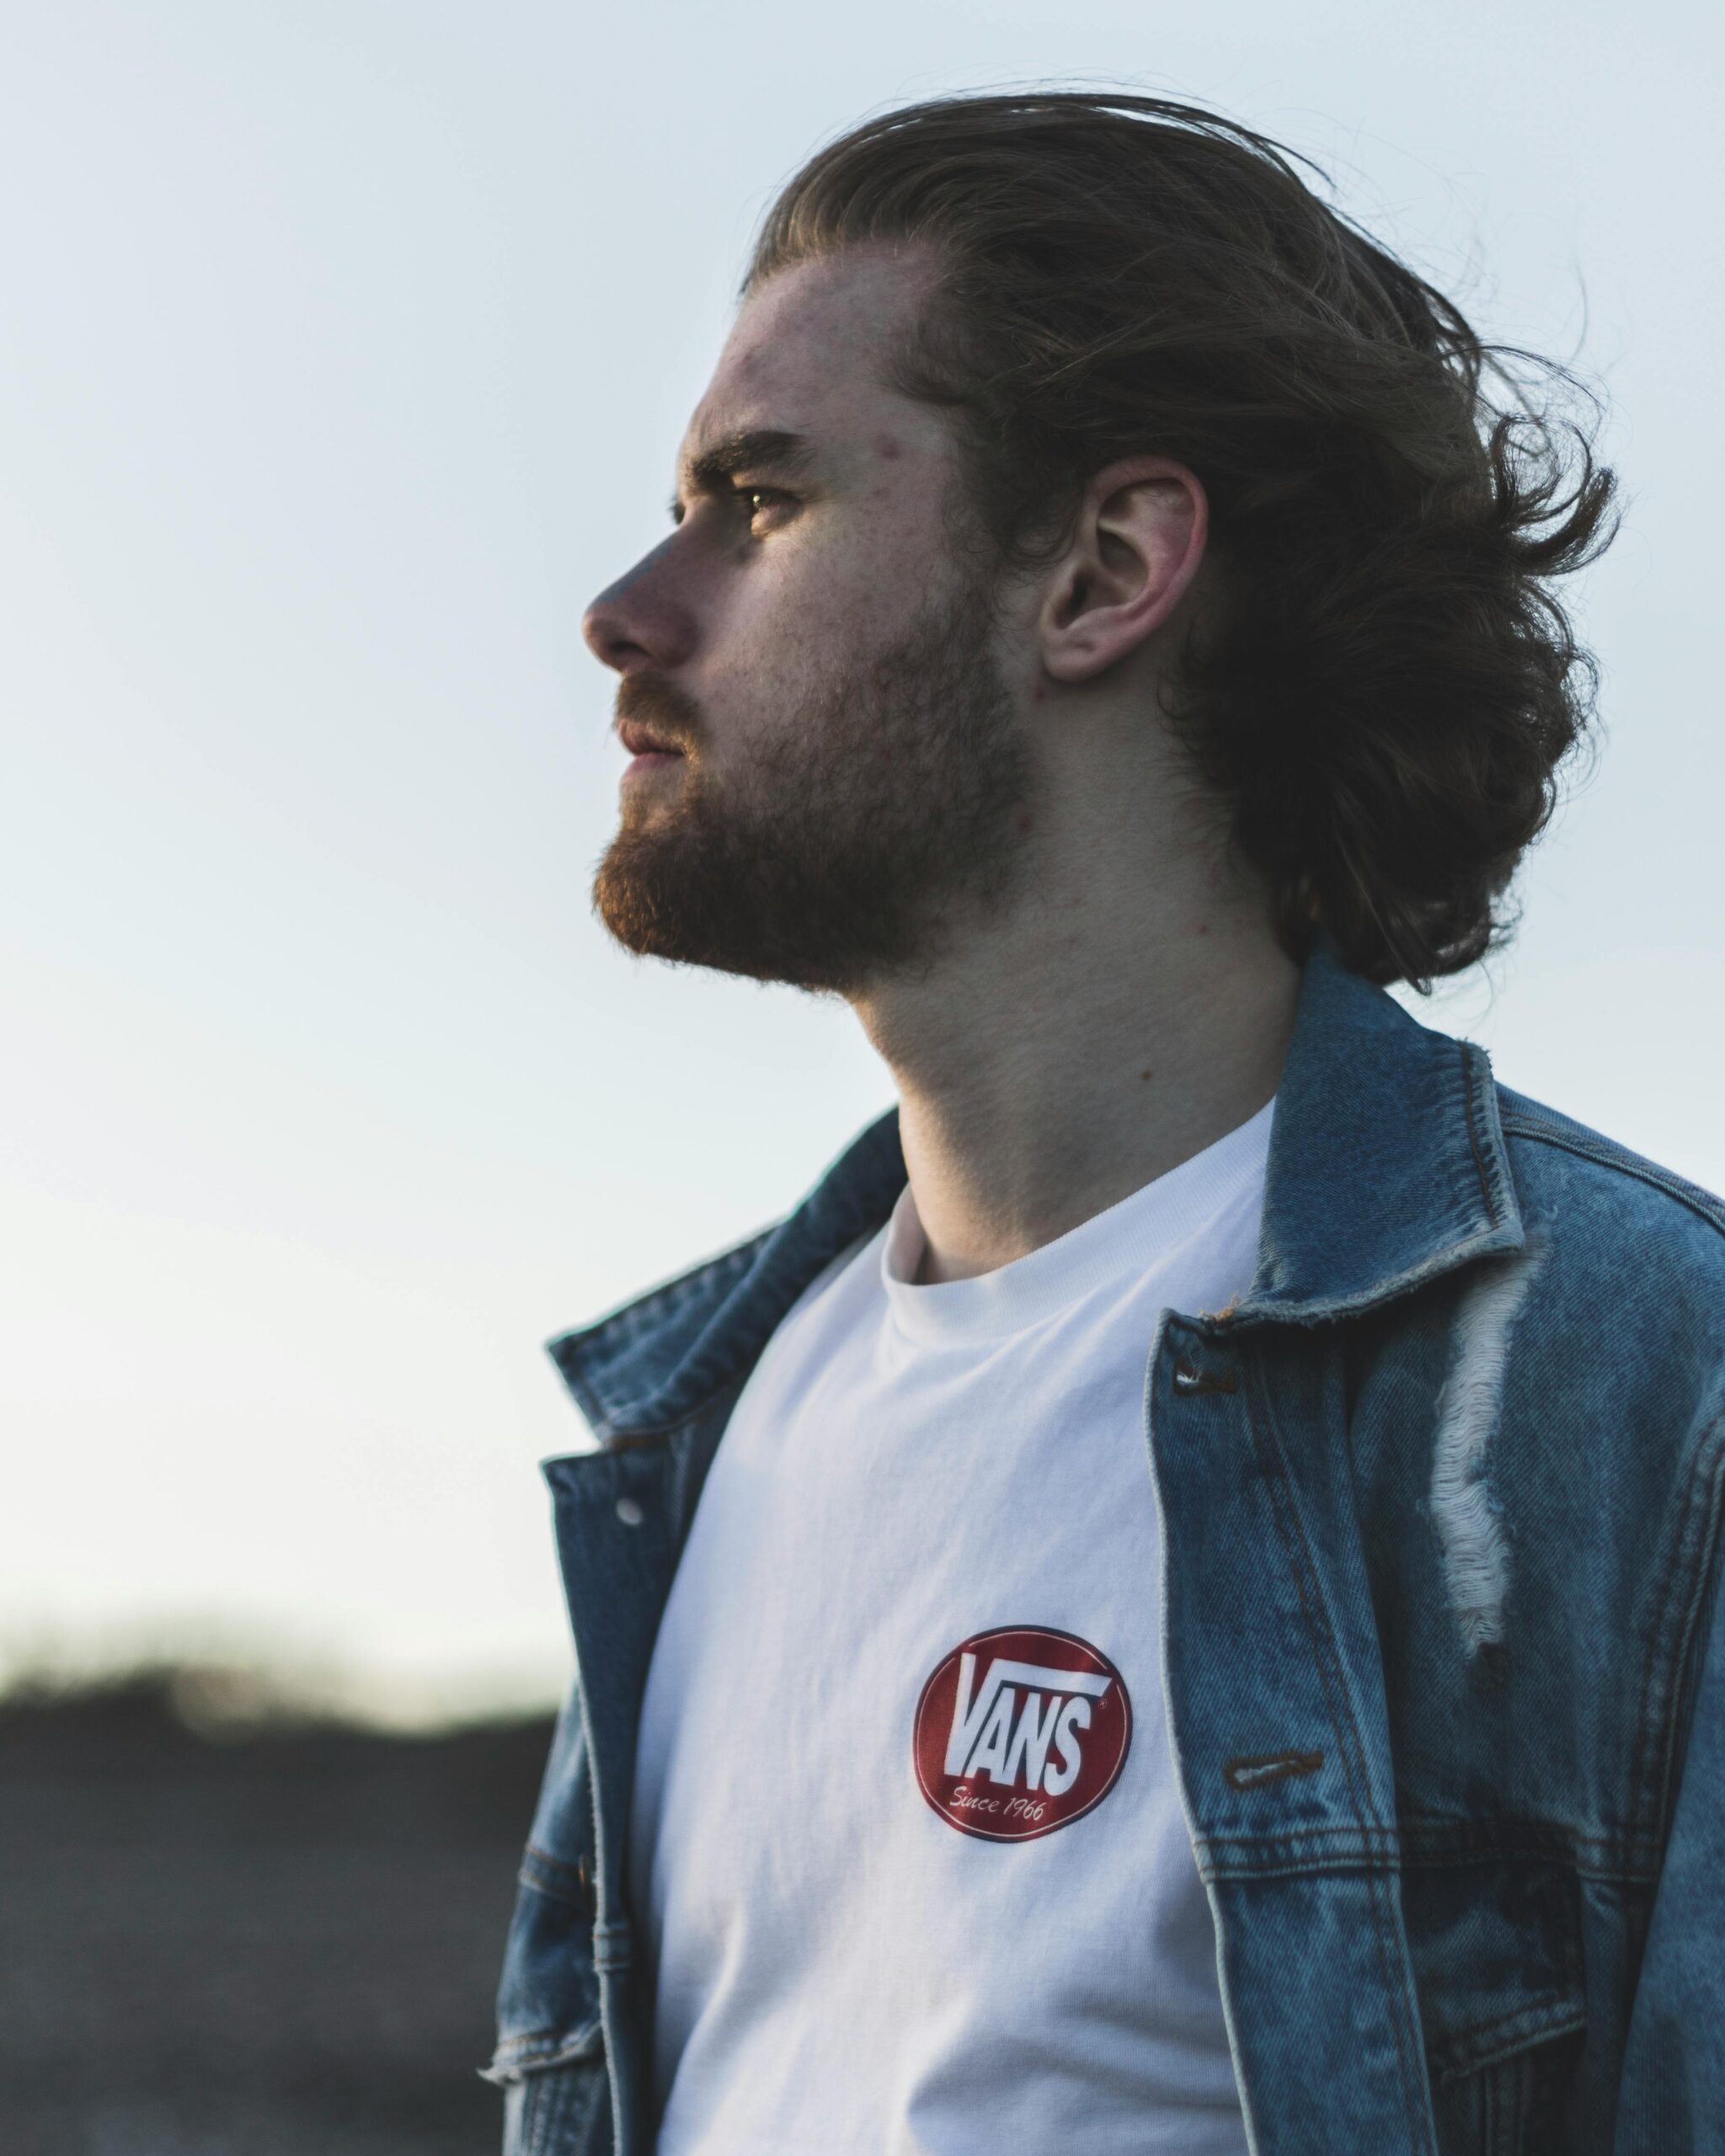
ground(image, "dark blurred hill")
xmin=0 ymin=1670 xmax=555 ymax=2156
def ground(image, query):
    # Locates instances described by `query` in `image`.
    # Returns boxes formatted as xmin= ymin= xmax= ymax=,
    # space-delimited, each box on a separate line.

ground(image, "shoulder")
xmin=1498 ymin=1084 xmax=1725 ymax=1247
xmin=1496 ymin=1083 xmax=1725 ymax=1315
xmin=1488 ymin=1080 xmax=1725 ymax=1428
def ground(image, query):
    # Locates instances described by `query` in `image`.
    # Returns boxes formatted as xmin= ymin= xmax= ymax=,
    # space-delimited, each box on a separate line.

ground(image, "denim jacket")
xmin=489 ymin=942 xmax=1725 ymax=2154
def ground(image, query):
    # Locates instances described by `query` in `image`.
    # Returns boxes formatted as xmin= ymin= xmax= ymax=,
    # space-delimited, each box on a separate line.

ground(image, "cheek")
xmin=691 ymin=481 xmax=959 ymax=740
xmin=751 ymin=514 xmax=948 ymax=656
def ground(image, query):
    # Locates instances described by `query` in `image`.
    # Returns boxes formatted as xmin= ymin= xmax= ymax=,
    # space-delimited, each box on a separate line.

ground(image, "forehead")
xmin=683 ymin=248 xmax=948 ymax=461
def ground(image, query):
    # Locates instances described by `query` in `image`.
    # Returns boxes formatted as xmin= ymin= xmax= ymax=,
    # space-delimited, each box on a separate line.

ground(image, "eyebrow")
xmin=677 ymin=427 xmax=817 ymax=502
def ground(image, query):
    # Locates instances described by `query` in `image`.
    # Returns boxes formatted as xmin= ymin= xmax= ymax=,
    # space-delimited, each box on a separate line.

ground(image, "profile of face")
xmin=582 ymin=250 xmax=1033 ymax=996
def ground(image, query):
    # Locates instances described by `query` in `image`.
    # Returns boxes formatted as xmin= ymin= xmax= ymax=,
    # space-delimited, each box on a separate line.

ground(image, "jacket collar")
xmin=550 ymin=939 xmax=1523 ymax=1443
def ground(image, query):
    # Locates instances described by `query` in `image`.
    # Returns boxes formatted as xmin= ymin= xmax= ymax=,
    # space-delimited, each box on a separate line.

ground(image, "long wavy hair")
xmin=748 ymin=92 xmax=1617 ymax=988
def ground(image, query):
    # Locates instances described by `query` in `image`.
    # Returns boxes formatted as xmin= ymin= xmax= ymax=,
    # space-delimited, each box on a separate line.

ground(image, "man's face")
xmin=583 ymin=248 xmax=1033 ymax=995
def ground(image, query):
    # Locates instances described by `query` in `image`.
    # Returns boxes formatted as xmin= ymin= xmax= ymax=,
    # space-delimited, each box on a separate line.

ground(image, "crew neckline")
xmin=880 ymin=1097 xmax=1274 ymax=1346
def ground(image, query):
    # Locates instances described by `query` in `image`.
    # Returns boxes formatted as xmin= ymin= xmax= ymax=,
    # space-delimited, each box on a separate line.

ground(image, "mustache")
xmin=614 ymin=672 xmax=706 ymax=752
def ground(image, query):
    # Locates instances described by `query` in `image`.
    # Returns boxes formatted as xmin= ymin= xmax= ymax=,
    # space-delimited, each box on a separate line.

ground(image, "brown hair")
xmin=749 ymin=92 xmax=1616 ymax=988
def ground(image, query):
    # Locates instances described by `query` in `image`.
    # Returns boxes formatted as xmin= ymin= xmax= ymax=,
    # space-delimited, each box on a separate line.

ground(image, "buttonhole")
xmin=1173 ymin=1358 xmax=1238 ymax=1397
xmin=1223 ymin=1750 xmax=1323 ymax=1790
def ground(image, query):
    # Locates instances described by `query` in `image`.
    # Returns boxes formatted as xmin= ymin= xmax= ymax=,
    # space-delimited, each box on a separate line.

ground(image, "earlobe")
xmin=1039 ymin=460 xmax=1208 ymax=685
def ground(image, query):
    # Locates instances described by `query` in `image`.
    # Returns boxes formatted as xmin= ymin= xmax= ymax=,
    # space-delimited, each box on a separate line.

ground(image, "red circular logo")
xmin=913 ymin=1625 xmax=1132 ymax=1841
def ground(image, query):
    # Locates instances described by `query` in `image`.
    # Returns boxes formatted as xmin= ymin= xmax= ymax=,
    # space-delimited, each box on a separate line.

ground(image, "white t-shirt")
xmin=630 ymin=1102 xmax=1273 ymax=2155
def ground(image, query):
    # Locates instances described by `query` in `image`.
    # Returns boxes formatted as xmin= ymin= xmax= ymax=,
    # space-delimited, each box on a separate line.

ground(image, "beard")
xmin=591 ymin=571 xmax=1033 ymax=995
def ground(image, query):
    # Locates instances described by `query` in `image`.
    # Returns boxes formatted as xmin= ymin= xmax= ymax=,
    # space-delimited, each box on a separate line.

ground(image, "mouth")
xmin=617 ymin=717 xmax=689 ymax=774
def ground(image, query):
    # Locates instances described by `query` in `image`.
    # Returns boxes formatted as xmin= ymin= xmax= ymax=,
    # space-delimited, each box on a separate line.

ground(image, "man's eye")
xmin=738 ymin=486 xmax=793 ymax=528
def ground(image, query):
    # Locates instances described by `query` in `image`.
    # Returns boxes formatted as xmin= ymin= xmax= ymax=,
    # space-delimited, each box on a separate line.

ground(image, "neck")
xmin=852 ymin=864 xmax=1300 ymax=1285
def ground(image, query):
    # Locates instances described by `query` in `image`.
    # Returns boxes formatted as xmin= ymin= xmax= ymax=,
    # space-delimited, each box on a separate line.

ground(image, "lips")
xmin=618 ymin=718 xmax=686 ymax=758
xmin=614 ymin=671 xmax=704 ymax=762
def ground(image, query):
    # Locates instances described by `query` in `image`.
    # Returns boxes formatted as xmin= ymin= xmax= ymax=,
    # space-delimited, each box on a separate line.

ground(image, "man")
xmin=489 ymin=93 xmax=1724 ymax=2155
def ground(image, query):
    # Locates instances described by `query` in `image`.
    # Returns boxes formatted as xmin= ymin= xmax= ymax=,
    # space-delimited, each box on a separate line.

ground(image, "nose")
xmin=582 ymin=537 xmax=697 ymax=675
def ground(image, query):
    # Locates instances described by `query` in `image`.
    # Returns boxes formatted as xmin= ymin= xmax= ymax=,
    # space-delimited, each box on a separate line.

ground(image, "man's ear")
xmin=1039 ymin=458 xmax=1209 ymax=683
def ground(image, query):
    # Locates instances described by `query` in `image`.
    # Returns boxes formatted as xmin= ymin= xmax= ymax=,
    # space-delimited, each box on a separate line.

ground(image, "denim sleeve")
xmin=1615 ymin=1544 xmax=1725 ymax=2150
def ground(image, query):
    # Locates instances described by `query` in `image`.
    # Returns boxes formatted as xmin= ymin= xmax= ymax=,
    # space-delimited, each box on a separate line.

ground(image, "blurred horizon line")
xmin=0 ymin=1617 xmax=566 ymax=1736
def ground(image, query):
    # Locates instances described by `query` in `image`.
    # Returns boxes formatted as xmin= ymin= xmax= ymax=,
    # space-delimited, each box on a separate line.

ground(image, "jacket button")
xmin=615 ymin=1496 xmax=644 ymax=1527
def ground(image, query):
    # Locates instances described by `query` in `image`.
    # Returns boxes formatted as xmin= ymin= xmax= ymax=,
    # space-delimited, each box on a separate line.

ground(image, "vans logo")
xmin=913 ymin=1625 xmax=1132 ymax=1841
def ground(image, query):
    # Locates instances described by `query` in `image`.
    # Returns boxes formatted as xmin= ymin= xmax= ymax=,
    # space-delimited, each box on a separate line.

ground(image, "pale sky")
xmin=3 ymin=0 xmax=1719 ymax=1720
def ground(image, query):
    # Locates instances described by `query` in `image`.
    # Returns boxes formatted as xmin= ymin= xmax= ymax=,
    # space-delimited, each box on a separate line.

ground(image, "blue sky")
xmin=3 ymin=0 xmax=1718 ymax=1718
